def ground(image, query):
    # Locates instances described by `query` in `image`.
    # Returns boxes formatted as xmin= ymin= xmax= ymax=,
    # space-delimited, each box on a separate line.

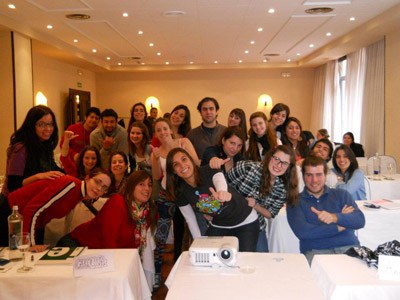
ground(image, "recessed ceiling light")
xmin=238 ymin=60 xmax=243 ymax=63
xmin=189 ymin=61 xmax=194 ymax=64
xmin=66 ymin=14 xmax=90 ymax=20
xmin=287 ymin=59 xmax=291 ymax=62
xmin=349 ymin=17 xmax=355 ymax=21
xmin=8 ymin=4 xmax=16 ymax=9
xmin=47 ymin=25 xmax=53 ymax=29
xmin=141 ymin=62 xmax=145 ymax=65
xmin=263 ymin=59 xmax=269 ymax=63
xmin=73 ymin=39 xmax=78 ymax=43
xmin=309 ymin=44 xmax=314 ymax=48
xmin=149 ymin=43 xmax=154 ymax=47
xmin=106 ymin=57 xmax=111 ymax=60
xmin=326 ymin=32 xmax=332 ymax=36
xmin=165 ymin=62 xmax=170 ymax=65
xmin=244 ymin=50 xmax=249 ymax=54
xmin=268 ymin=8 xmax=275 ymax=14
xmin=157 ymin=52 xmax=161 ymax=56
xmin=214 ymin=61 xmax=218 ymax=64
xmin=122 ymin=12 xmax=128 ymax=17
xmin=250 ymin=41 xmax=255 ymax=45
xmin=138 ymin=30 xmax=143 ymax=35
xmin=92 ymin=49 xmax=97 ymax=53
xmin=118 ymin=62 xmax=122 ymax=66
xmin=296 ymin=53 xmax=301 ymax=56
xmin=257 ymin=27 xmax=263 ymax=32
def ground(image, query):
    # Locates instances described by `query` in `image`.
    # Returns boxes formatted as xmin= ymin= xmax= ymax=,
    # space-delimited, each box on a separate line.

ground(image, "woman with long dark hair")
xmin=282 ymin=117 xmax=309 ymax=163
xmin=227 ymin=108 xmax=248 ymax=141
xmin=128 ymin=102 xmax=153 ymax=137
xmin=127 ymin=121 xmax=152 ymax=173
xmin=269 ymin=103 xmax=290 ymax=139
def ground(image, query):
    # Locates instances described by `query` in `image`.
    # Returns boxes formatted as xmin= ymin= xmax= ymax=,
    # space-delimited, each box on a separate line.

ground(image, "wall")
xmin=385 ymin=30 xmax=400 ymax=163
xmin=95 ymin=68 xmax=315 ymax=130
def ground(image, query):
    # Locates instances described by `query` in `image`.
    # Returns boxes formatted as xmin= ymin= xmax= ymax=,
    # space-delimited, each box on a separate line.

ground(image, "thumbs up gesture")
xmin=209 ymin=157 xmax=230 ymax=170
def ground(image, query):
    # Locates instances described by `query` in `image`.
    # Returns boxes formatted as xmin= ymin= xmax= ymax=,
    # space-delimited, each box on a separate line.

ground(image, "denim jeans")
xmin=255 ymin=229 xmax=269 ymax=252
xmin=304 ymin=244 xmax=358 ymax=265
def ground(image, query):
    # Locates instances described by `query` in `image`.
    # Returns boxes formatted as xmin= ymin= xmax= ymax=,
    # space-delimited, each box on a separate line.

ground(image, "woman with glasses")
xmin=7 ymin=168 xmax=111 ymax=246
xmin=227 ymin=145 xmax=299 ymax=252
xmin=0 ymin=105 xmax=65 ymax=246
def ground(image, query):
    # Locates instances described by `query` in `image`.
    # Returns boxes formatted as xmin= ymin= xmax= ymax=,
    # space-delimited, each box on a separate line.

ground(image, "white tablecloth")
xmin=365 ymin=174 xmax=400 ymax=200
xmin=311 ymin=254 xmax=400 ymax=300
xmin=0 ymin=249 xmax=152 ymax=300
xmin=165 ymin=251 xmax=324 ymax=300
xmin=269 ymin=201 xmax=400 ymax=253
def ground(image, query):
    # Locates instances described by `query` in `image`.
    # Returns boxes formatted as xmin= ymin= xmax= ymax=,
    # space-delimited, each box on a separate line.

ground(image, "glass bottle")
xmin=8 ymin=205 xmax=23 ymax=261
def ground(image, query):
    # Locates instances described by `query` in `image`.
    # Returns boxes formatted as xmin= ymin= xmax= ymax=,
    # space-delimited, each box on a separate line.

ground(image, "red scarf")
xmin=131 ymin=201 xmax=149 ymax=256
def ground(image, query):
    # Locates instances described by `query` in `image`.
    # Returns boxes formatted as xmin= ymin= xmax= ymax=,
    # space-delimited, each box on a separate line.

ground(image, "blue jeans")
xmin=304 ymin=244 xmax=358 ymax=265
xmin=256 ymin=229 xmax=269 ymax=252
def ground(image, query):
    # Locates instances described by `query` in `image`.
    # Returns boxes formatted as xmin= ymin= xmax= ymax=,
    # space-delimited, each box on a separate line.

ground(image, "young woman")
xmin=166 ymin=148 xmax=259 ymax=251
xmin=342 ymin=132 xmax=365 ymax=157
xmin=151 ymin=118 xmax=199 ymax=287
xmin=108 ymin=151 xmax=129 ymax=194
xmin=246 ymin=111 xmax=280 ymax=162
xmin=60 ymin=131 xmax=101 ymax=179
xmin=0 ymin=105 xmax=64 ymax=246
xmin=269 ymin=103 xmax=290 ymax=139
xmin=282 ymin=117 xmax=309 ymax=163
xmin=7 ymin=168 xmax=111 ymax=245
xmin=227 ymin=108 xmax=247 ymax=141
xmin=332 ymin=145 xmax=366 ymax=200
xmin=128 ymin=102 xmax=153 ymax=137
xmin=227 ymin=145 xmax=298 ymax=252
xmin=202 ymin=126 xmax=246 ymax=174
xmin=127 ymin=121 xmax=152 ymax=174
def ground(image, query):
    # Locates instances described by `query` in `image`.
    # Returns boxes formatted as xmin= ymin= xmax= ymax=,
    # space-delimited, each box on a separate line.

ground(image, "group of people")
xmin=0 ymin=97 xmax=367 ymax=290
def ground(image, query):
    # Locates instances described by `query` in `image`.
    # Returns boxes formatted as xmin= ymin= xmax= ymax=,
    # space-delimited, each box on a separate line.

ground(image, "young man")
xmin=286 ymin=155 xmax=365 ymax=264
xmin=187 ymin=97 xmax=227 ymax=160
xmin=60 ymin=107 xmax=101 ymax=162
xmin=90 ymin=109 xmax=128 ymax=168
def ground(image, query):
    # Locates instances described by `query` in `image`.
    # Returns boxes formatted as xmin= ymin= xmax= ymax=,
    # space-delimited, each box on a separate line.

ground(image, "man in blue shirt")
xmin=287 ymin=155 xmax=365 ymax=264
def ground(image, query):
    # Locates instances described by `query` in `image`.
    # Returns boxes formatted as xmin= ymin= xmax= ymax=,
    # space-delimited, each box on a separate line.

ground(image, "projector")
xmin=189 ymin=236 xmax=239 ymax=267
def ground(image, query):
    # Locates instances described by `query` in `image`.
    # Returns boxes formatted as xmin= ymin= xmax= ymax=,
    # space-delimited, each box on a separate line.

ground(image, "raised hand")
xmin=209 ymin=157 xmax=230 ymax=170
xmin=63 ymin=130 xmax=79 ymax=142
xmin=209 ymin=187 xmax=232 ymax=202
xmin=101 ymin=136 xmax=115 ymax=150
xmin=152 ymin=146 xmax=162 ymax=159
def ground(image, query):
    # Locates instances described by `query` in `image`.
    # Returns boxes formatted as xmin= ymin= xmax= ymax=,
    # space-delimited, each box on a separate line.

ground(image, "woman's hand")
xmin=209 ymin=157 xmax=230 ymax=170
xmin=30 ymin=244 xmax=49 ymax=252
xmin=37 ymin=171 xmax=65 ymax=180
xmin=63 ymin=130 xmax=79 ymax=142
xmin=209 ymin=187 xmax=232 ymax=202
xmin=246 ymin=197 xmax=257 ymax=208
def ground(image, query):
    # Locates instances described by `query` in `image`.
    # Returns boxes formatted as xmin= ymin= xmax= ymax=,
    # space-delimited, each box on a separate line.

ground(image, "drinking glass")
xmin=16 ymin=233 xmax=33 ymax=273
xmin=387 ymin=163 xmax=394 ymax=179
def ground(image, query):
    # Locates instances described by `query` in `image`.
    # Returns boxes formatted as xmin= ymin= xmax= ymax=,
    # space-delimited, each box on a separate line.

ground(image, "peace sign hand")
xmin=209 ymin=187 xmax=232 ymax=202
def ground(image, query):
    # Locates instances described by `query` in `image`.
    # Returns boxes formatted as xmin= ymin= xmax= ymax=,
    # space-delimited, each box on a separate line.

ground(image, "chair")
xmin=366 ymin=155 xmax=397 ymax=175
xmin=363 ymin=176 xmax=371 ymax=200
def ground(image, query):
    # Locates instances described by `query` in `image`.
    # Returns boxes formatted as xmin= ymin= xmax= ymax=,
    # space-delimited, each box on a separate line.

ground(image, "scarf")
xmin=131 ymin=201 xmax=150 ymax=257
xmin=257 ymin=135 xmax=270 ymax=155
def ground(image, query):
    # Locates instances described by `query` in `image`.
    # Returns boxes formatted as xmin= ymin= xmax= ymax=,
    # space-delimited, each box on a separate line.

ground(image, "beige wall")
xmin=95 ymin=68 xmax=315 ymax=130
xmin=385 ymin=30 xmax=400 ymax=163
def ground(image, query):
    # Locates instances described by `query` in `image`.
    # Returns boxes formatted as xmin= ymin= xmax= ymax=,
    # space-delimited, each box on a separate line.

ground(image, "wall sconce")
xmin=258 ymin=94 xmax=273 ymax=110
xmin=35 ymin=91 xmax=48 ymax=106
xmin=145 ymin=96 xmax=160 ymax=112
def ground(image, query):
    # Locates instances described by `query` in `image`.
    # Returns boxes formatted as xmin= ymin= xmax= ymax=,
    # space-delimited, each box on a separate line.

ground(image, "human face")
xmin=133 ymin=105 xmax=146 ymax=121
xmin=303 ymin=165 xmax=326 ymax=198
xmin=130 ymin=126 xmax=143 ymax=145
xmin=285 ymin=121 xmax=301 ymax=142
xmin=150 ymin=108 xmax=158 ymax=119
xmin=250 ymin=117 xmax=267 ymax=137
xmin=133 ymin=177 xmax=152 ymax=206
xmin=172 ymin=151 xmax=195 ymax=183
xmin=313 ymin=142 xmax=330 ymax=161
xmin=110 ymin=154 xmax=128 ymax=176
xmin=102 ymin=116 xmax=117 ymax=134
xmin=154 ymin=121 xmax=172 ymax=142
xmin=170 ymin=109 xmax=186 ymax=127
xmin=228 ymin=113 xmax=241 ymax=127
xmin=84 ymin=113 xmax=100 ymax=131
xmin=343 ymin=134 xmax=352 ymax=146
xmin=86 ymin=174 xmax=111 ymax=199
xmin=82 ymin=150 xmax=97 ymax=172
xmin=268 ymin=151 xmax=290 ymax=178
xmin=271 ymin=111 xmax=287 ymax=127
xmin=35 ymin=114 xmax=54 ymax=141
xmin=335 ymin=149 xmax=351 ymax=173
xmin=222 ymin=135 xmax=243 ymax=158
xmin=200 ymin=101 xmax=217 ymax=126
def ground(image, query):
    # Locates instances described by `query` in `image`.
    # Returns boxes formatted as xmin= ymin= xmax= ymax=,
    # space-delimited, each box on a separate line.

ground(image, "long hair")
xmin=282 ymin=117 xmax=309 ymax=159
xmin=269 ymin=103 xmax=290 ymax=121
xmin=77 ymin=146 xmax=101 ymax=179
xmin=165 ymin=148 xmax=201 ymax=201
xmin=127 ymin=121 xmax=150 ymax=157
xmin=332 ymin=145 xmax=359 ymax=181
xmin=108 ymin=151 xmax=129 ymax=194
xmin=128 ymin=102 xmax=152 ymax=132
xmin=219 ymin=126 xmax=246 ymax=157
xmin=123 ymin=170 xmax=157 ymax=233
xmin=247 ymin=111 xmax=277 ymax=161
xmin=228 ymin=108 xmax=248 ymax=141
xmin=153 ymin=117 xmax=173 ymax=140
xmin=8 ymin=105 xmax=59 ymax=177
xmin=170 ymin=104 xmax=192 ymax=137
xmin=260 ymin=145 xmax=298 ymax=206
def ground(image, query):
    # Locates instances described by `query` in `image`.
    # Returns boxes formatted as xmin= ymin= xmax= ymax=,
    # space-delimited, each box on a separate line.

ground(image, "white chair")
xmin=366 ymin=155 xmax=397 ymax=175
xmin=363 ymin=176 xmax=371 ymax=200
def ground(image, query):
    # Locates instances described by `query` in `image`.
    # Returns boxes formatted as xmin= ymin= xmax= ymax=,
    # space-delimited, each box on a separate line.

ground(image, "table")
xmin=311 ymin=254 xmax=400 ymax=300
xmin=365 ymin=174 xmax=400 ymax=200
xmin=0 ymin=249 xmax=152 ymax=300
xmin=268 ymin=201 xmax=400 ymax=253
xmin=165 ymin=251 xmax=324 ymax=300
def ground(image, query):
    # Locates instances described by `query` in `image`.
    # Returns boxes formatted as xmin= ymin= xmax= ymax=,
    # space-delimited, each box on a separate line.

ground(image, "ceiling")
xmin=1 ymin=0 xmax=400 ymax=72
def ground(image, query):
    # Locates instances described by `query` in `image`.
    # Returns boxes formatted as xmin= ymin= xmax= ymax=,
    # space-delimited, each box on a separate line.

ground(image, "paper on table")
xmin=369 ymin=199 xmax=400 ymax=210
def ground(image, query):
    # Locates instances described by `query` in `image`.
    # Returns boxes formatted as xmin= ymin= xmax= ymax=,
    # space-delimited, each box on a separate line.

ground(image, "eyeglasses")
xmin=93 ymin=177 xmax=109 ymax=193
xmin=272 ymin=155 xmax=290 ymax=168
xmin=36 ymin=122 xmax=54 ymax=129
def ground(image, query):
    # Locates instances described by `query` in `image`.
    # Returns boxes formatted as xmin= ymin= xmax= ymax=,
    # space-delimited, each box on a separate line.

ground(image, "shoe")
xmin=153 ymin=273 xmax=161 ymax=290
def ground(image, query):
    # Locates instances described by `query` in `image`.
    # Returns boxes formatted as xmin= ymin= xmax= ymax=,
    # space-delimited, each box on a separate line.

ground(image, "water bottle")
xmin=372 ymin=152 xmax=381 ymax=179
xmin=8 ymin=205 xmax=23 ymax=261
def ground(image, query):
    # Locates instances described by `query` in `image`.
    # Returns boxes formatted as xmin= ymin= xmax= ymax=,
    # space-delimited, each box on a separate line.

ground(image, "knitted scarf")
xmin=131 ymin=201 xmax=149 ymax=257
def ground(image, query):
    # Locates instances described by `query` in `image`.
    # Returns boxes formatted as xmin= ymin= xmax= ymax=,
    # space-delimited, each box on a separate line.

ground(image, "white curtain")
xmin=360 ymin=39 xmax=385 ymax=157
